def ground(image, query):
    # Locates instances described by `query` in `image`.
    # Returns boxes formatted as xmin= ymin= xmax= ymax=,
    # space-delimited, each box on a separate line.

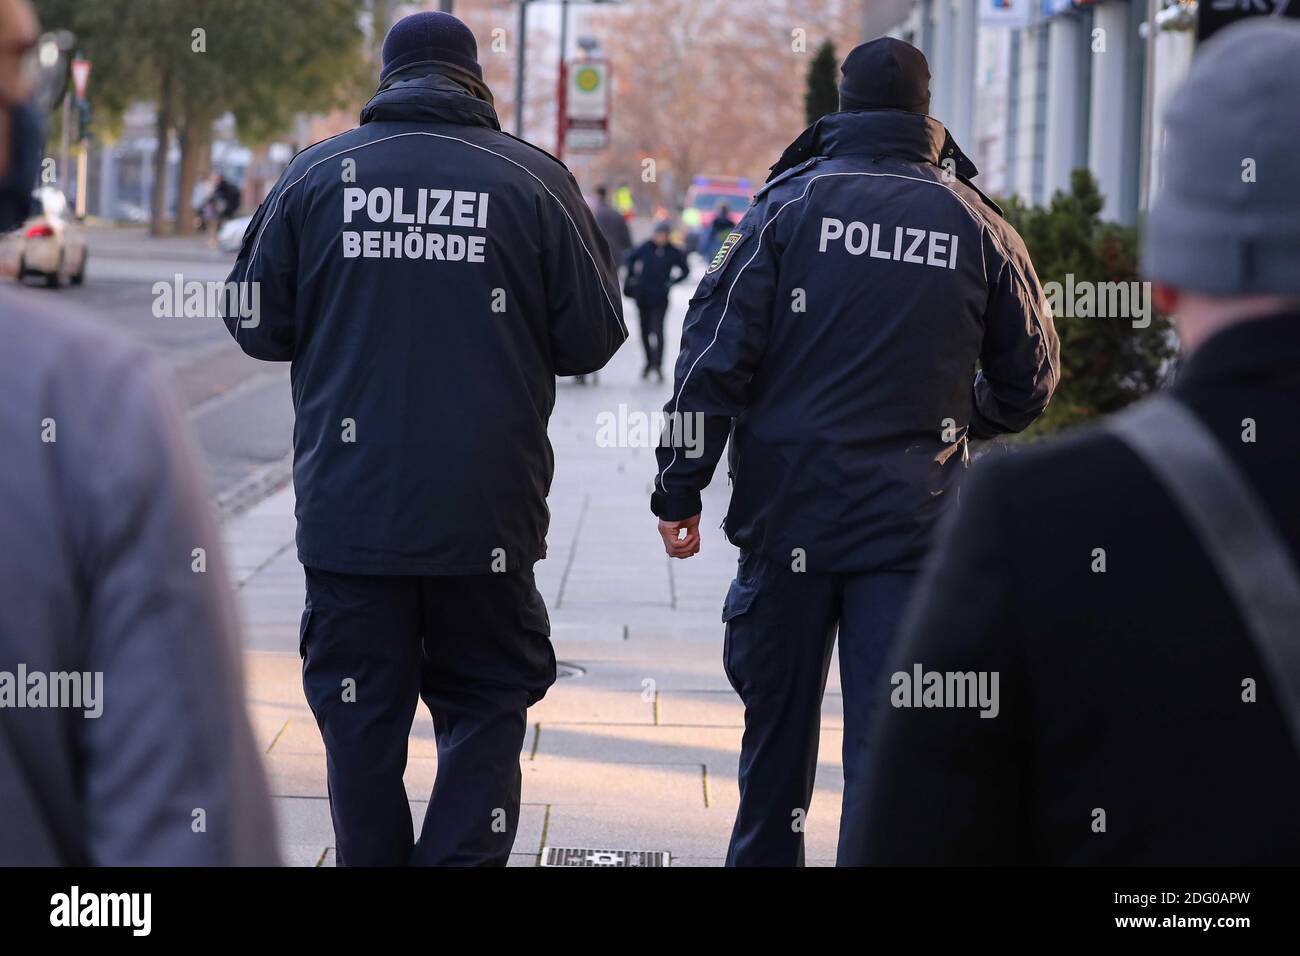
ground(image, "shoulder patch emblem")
xmin=707 ymin=232 xmax=744 ymax=274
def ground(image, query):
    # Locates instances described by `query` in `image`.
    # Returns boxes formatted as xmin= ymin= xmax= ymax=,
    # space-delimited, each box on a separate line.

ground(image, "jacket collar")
xmin=360 ymin=70 xmax=500 ymax=131
xmin=1175 ymin=311 xmax=1300 ymax=391
xmin=766 ymin=109 xmax=978 ymax=183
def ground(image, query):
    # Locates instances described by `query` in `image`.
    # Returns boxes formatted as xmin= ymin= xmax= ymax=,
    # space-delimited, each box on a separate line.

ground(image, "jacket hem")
xmin=297 ymin=548 xmax=545 ymax=577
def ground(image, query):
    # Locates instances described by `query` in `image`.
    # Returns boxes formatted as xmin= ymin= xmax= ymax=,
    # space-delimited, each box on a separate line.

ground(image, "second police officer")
xmin=651 ymin=38 xmax=1059 ymax=866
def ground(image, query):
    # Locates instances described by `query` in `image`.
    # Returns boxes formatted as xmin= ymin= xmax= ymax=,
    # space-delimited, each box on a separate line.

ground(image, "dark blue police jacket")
xmin=651 ymin=109 xmax=1059 ymax=574
xmin=224 ymin=72 xmax=626 ymax=575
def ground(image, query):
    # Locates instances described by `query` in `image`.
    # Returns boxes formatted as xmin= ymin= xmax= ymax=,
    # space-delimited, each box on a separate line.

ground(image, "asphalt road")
xmin=7 ymin=226 xmax=295 ymax=516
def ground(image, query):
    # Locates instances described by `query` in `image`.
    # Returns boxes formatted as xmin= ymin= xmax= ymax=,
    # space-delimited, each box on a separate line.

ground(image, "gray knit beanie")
xmin=1143 ymin=19 xmax=1300 ymax=295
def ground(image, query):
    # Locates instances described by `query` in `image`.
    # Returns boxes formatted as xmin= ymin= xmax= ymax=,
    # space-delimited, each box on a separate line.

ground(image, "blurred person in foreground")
xmin=0 ymin=0 xmax=277 ymax=865
xmin=651 ymin=37 xmax=1057 ymax=866
xmin=223 ymin=11 xmax=625 ymax=866
xmin=625 ymin=220 xmax=690 ymax=382
xmin=862 ymin=20 xmax=1300 ymax=865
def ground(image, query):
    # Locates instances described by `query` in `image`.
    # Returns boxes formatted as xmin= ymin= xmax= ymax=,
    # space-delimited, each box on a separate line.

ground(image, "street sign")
xmin=565 ymin=121 xmax=608 ymax=151
xmin=1197 ymin=0 xmax=1300 ymax=42
xmin=71 ymin=58 xmax=91 ymax=98
xmin=565 ymin=58 xmax=609 ymax=152
xmin=1040 ymin=0 xmax=1092 ymax=17
xmin=982 ymin=0 xmax=1034 ymax=28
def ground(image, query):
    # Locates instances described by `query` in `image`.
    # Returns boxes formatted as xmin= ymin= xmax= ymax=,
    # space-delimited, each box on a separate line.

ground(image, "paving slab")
xmin=273 ymin=796 xmax=546 ymax=865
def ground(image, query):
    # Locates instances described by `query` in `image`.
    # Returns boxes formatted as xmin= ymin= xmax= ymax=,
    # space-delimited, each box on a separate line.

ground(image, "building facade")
xmin=883 ymin=0 xmax=1199 ymax=225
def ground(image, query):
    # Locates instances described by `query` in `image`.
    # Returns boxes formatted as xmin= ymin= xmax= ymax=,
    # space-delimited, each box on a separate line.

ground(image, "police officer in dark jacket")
xmin=224 ymin=11 xmax=625 ymax=866
xmin=651 ymin=38 xmax=1058 ymax=866
xmin=626 ymin=221 xmax=690 ymax=381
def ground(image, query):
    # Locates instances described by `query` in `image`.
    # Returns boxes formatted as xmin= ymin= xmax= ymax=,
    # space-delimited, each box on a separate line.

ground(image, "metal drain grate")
xmin=541 ymin=847 xmax=669 ymax=867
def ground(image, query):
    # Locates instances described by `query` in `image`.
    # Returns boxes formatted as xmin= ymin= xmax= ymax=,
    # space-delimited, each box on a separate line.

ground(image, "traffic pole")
xmin=1138 ymin=0 xmax=1158 ymax=213
xmin=59 ymin=92 xmax=70 ymax=191
xmin=70 ymin=58 xmax=92 ymax=217
xmin=556 ymin=0 xmax=569 ymax=160
xmin=75 ymin=142 xmax=88 ymax=218
xmin=514 ymin=0 xmax=528 ymax=138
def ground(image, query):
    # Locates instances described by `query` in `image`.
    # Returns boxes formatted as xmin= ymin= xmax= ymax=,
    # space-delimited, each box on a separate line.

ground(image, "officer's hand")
xmin=658 ymin=514 xmax=701 ymax=559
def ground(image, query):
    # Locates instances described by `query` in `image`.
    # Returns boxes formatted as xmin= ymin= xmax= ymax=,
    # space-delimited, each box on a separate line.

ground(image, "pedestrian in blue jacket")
xmin=223 ymin=10 xmax=625 ymax=866
xmin=651 ymin=37 xmax=1058 ymax=866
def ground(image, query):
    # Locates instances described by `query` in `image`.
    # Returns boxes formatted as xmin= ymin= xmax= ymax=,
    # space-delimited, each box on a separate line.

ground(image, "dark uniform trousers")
xmin=300 ymin=566 xmax=555 ymax=866
xmin=721 ymin=549 xmax=917 ymax=866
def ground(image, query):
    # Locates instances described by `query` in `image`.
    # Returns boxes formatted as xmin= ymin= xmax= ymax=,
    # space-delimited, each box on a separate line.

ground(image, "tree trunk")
xmin=173 ymin=112 xmax=212 ymax=236
xmin=149 ymin=68 xmax=173 ymax=236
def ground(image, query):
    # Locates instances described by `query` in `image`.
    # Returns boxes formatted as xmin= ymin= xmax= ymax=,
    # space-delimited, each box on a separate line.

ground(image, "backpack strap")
xmin=1107 ymin=395 xmax=1300 ymax=758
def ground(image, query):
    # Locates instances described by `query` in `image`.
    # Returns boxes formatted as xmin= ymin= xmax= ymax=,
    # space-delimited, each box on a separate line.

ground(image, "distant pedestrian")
xmin=593 ymin=185 xmax=632 ymax=268
xmin=699 ymin=202 xmax=736 ymax=266
xmin=614 ymin=183 xmax=634 ymax=218
xmin=199 ymin=171 xmax=241 ymax=243
xmin=577 ymin=184 xmax=635 ymax=386
xmin=625 ymin=221 xmax=689 ymax=382
xmin=861 ymin=19 xmax=1300 ymax=865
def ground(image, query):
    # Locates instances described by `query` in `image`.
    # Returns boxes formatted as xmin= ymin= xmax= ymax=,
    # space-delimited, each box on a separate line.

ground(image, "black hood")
xmin=360 ymin=68 xmax=500 ymax=130
xmin=767 ymin=109 xmax=984 ymax=196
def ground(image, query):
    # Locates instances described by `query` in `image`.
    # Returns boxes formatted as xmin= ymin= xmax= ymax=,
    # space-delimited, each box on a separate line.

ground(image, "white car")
xmin=11 ymin=188 xmax=87 ymax=288
xmin=218 ymin=214 xmax=253 ymax=253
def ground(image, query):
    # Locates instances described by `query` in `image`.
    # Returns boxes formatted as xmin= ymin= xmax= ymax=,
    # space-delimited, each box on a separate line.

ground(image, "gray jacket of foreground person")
xmin=0 ymin=288 xmax=279 ymax=865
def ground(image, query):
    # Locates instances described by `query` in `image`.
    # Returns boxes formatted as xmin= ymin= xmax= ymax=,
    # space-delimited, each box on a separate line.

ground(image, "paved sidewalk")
xmin=223 ymin=272 xmax=845 ymax=867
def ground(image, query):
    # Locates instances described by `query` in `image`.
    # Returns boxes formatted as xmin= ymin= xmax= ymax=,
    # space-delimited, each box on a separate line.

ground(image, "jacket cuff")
xmin=968 ymin=403 xmax=1006 ymax=441
xmin=650 ymin=489 xmax=702 ymax=521
xmin=968 ymin=415 xmax=997 ymax=441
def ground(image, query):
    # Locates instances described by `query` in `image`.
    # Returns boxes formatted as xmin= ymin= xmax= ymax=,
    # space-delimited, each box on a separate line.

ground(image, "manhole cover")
xmin=555 ymin=661 xmax=585 ymax=679
xmin=541 ymin=847 xmax=669 ymax=867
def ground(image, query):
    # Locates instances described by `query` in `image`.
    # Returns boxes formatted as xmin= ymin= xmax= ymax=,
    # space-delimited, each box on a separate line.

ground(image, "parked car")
xmin=10 ymin=188 xmax=87 ymax=288
xmin=680 ymin=176 xmax=752 ymax=253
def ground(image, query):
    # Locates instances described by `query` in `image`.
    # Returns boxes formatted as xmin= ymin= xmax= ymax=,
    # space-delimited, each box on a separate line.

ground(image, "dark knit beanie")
xmin=839 ymin=37 xmax=931 ymax=114
xmin=381 ymin=11 xmax=482 ymax=83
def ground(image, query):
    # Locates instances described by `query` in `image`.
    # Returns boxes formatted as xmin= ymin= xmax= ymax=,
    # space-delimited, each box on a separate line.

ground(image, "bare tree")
xmin=585 ymin=0 xmax=861 ymax=211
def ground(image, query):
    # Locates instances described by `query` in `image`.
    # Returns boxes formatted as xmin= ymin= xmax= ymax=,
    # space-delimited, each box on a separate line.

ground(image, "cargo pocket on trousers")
xmin=721 ymin=577 xmax=758 ymax=624
xmin=517 ymin=585 xmax=552 ymax=638
xmin=298 ymin=607 xmax=313 ymax=660
xmin=517 ymin=583 xmax=556 ymax=706
xmin=720 ymin=578 xmax=757 ymax=696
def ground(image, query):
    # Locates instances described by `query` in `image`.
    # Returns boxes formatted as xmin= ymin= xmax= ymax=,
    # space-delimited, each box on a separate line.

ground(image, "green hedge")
xmin=1000 ymin=169 xmax=1176 ymax=437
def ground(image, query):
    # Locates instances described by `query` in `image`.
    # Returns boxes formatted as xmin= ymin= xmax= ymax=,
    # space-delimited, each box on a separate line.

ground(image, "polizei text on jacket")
xmin=341 ymin=185 xmax=490 ymax=262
